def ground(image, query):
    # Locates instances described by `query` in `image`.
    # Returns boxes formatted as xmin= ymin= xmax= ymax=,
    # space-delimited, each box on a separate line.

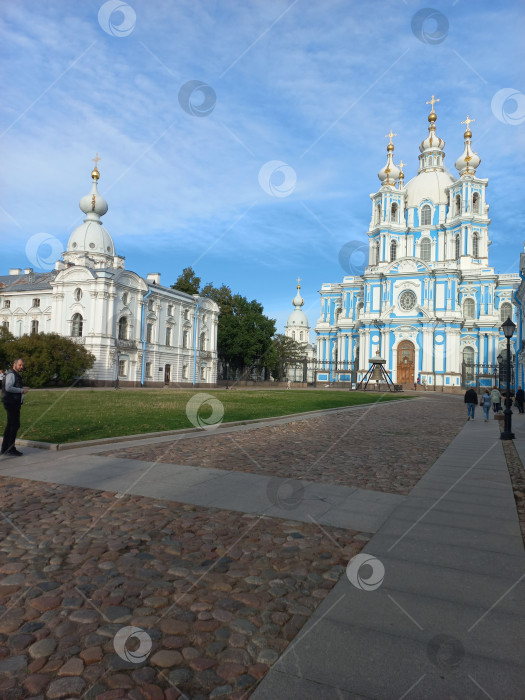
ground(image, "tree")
xmin=200 ymin=284 xmax=275 ymax=376
xmin=266 ymin=334 xmax=307 ymax=381
xmin=171 ymin=267 xmax=201 ymax=295
xmin=0 ymin=333 xmax=96 ymax=388
xmin=0 ymin=326 xmax=15 ymax=371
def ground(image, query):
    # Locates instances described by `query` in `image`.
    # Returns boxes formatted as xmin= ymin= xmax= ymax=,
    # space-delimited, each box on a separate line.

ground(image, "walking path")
xmin=252 ymin=416 xmax=525 ymax=699
xmin=0 ymin=397 xmax=524 ymax=698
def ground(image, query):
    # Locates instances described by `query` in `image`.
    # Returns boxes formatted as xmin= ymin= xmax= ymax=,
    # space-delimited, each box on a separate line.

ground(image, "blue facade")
xmin=315 ymin=105 xmax=519 ymax=387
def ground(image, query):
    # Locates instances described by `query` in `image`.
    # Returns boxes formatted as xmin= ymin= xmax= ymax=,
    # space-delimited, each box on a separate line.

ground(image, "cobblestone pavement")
xmin=105 ymin=395 xmax=466 ymax=495
xmin=0 ymin=478 xmax=367 ymax=699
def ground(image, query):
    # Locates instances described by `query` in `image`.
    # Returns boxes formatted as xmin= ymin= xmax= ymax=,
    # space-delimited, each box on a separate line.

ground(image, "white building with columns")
xmin=315 ymin=100 xmax=520 ymax=389
xmin=0 ymin=163 xmax=219 ymax=386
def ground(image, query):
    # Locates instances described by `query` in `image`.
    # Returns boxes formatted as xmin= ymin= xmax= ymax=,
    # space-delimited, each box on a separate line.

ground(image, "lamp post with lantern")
xmin=500 ymin=318 xmax=516 ymax=440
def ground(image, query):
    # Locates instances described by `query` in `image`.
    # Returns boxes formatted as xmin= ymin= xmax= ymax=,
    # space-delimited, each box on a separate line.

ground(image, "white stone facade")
xmin=0 ymin=166 xmax=219 ymax=386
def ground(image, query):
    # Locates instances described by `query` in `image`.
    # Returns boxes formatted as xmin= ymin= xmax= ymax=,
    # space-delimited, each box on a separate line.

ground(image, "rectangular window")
xmin=118 ymin=359 xmax=126 ymax=377
xmin=183 ymin=330 xmax=189 ymax=348
xmin=31 ymin=320 xmax=39 ymax=334
xmin=165 ymin=327 xmax=171 ymax=346
xmin=146 ymin=323 xmax=153 ymax=343
xmin=182 ymin=364 xmax=188 ymax=379
xmin=184 ymin=309 xmax=190 ymax=321
xmin=200 ymin=366 xmax=206 ymax=381
xmin=32 ymin=298 xmax=40 ymax=307
xmin=2 ymin=321 xmax=9 ymax=330
xmin=3 ymin=300 xmax=10 ymax=308
xmin=168 ymin=304 xmax=173 ymax=316
xmin=145 ymin=362 xmax=152 ymax=378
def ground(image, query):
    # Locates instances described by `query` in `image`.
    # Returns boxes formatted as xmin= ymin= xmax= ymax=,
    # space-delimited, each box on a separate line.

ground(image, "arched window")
xmin=455 ymin=236 xmax=461 ymax=259
xmin=200 ymin=332 xmax=206 ymax=350
xmin=473 ymin=233 xmax=479 ymax=258
xmin=391 ymin=203 xmax=398 ymax=223
xmin=420 ymin=238 xmax=431 ymax=262
xmin=375 ymin=241 xmax=380 ymax=265
xmin=376 ymin=203 xmax=381 ymax=224
xmin=463 ymin=298 xmax=475 ymax=320
xmin=165 ymin=326 xmax=172 ymax=346
xmin=292 ymin=331 xmax=295 ymax=340
xmin=455 ymin=195 xmax=461 ymax=215
xmin=300 ymin=331 xmax=304 ymax=341
xmin=356 ymin=302 xmax=364 ymax=320
xmin=118 ymin=317 xmax=128 ymax=340
xmin=500 ymin=302 xmax=512 ymax=323
xmin=390 ymin=240 xmax=397 ymax=262
xmin=146 ymin=323 xmax=153 ymax=343
xmin=472 ymin=192 xmax=480 ymax=214
xmin=74 ymin=288 xmax=82 ymax=301
xmin=463 ymin=347 xmax=475 ymax=381
xmin=421 ymin=204 xmax=431 ymax=226
xmin=71 ymin=313 xmax=83 ymax=337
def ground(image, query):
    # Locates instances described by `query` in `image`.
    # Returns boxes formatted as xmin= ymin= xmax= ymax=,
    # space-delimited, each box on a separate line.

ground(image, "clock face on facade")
xmin=399 ymin=290 xmax=417 ymax=311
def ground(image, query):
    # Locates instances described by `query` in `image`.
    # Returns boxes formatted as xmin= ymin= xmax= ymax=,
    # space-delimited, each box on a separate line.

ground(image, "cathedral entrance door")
xmin=397 ymin=341 xmax=415 ymax=384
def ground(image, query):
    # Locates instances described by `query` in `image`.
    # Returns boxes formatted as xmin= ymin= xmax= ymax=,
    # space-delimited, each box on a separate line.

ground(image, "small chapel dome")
xmin=455 ymin=116 xmax=481 ymax=176
xmin=286 ymin=281 xmax=310 ymax=329
xmin=378 ymin=131 xmax=400 ymax=186
xmin=66 ymin=159 xmax=115 ymax=259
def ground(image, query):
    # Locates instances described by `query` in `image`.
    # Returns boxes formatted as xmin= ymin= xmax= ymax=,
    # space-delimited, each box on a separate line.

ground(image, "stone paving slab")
xmin=252 ymin=416 xmax=525 ymax=698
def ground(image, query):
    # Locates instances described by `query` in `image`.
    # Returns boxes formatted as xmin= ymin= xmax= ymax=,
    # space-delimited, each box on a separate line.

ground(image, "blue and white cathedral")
xmin=315 ymin=99 xmax=520 ymax=388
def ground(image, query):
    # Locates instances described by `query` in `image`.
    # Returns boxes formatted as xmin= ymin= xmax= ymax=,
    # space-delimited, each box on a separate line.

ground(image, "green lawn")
xmin=6 ymin=389 xmax=410 ymax=444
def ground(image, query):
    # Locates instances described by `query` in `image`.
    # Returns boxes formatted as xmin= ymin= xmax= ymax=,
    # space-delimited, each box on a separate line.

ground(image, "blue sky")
xmin=1 ymin=0 xmax=524 ymax=332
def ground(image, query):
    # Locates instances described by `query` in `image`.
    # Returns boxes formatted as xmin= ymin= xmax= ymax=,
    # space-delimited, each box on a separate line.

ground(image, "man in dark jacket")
xmin=464 ymin=387 xmax=478 ymax=421
xmin=516 ymin=386 xmax=525 ymax=414
xmin=1 ymin=358 xmax=28 ymax=456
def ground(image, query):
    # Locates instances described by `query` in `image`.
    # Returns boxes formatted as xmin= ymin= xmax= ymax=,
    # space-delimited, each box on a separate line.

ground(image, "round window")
xmin=107 ymin=246 xmax=111 ymax=252
xmin=89 ymin=242 xmax=95 ymax=249
xmin=72 ymin=242 xmax=77 ymax=248
xmin=399 ymin=290 xmax=417 ymax=311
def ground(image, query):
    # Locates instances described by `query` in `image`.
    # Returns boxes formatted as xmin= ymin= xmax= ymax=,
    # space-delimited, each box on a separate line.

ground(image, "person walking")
xmin=1 ymin=358 xmax=28 ymax=457
xmin=480 ymin=389 xmax=491 ymax=422
xmin=490 ymin=386 xmax=502 ymax=414
xmin=464 ymin=387 xmax=478 ymax=421
xmin=516 ymin=386 xmax=524 ymax=414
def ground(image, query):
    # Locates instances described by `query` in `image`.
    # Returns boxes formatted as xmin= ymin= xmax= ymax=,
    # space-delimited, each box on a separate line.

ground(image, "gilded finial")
xmin=426 ymin=94 xmax=439 ymax=112
xmin=385 ymin=130 xmax=397 ymax=152
xmin=91 ymin=153 xmax=101 ymax=180
xmin=296 ymin=276 xmax=302 ymax=290
xmin=461 ymin=115 xmax=474 ymax=138
xmin=426 ymin=95 xmax=439 ymax=123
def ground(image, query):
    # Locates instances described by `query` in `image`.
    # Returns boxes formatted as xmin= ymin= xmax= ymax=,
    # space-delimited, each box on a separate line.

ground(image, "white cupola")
xmin=455 ymin=115 xmax=481 ymax=176
xmin=285 ymin=279 xmax=310 ymax=343
xmin=63 ymin=156 xmax=117 ymax=268
xmin=378 ymin=131 xmax=400 ymax=187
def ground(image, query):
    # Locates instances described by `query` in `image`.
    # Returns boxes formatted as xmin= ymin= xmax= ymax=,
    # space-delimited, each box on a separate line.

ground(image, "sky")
xmin=1 ymin=0 xmax=524 ymax=332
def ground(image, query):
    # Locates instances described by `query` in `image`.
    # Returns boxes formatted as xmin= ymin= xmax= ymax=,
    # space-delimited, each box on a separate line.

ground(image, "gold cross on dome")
xmin=92 ymin=153 xmax=102 ymax=168
xmin=297 ymin=276 xmax=302 ymax=288
xmin=426 ymin=94 xmax=440 ymax=111
xmin=385 ymin=130 xmax=397 ymax=144
xmin=461 ymin=115 xmax=475 ymax=129
xmin=397 ymin=160 xmax=406 ymax=170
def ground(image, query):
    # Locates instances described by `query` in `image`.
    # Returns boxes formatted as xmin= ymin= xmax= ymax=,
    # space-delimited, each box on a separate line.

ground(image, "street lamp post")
xmin=500 ymin=318 xmax=516 ymax=441
xmin=497 ymin=353 xmax=503 ymax=392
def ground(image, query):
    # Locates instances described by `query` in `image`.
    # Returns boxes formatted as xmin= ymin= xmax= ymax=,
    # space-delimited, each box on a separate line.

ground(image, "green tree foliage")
xmin=201 ymin=284 xmax=276 ymax=374
xmin=0 ymin=333 xmax=96 ymax=388
xmin=266 ymin=333 xmax=307 ymax=381
xmin=0 ymin=326 xmax=15 ymax=370
xmin=171 ymin=267 xmax=201 ymax=295
xmin=172 ymin=268 xmax=276 ymax=374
